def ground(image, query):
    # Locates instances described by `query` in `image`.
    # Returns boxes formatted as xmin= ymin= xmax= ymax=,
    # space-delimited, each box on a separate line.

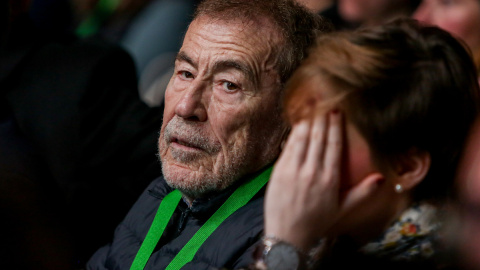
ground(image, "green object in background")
xmin=76 ymin=0 xmax=121 ymax=38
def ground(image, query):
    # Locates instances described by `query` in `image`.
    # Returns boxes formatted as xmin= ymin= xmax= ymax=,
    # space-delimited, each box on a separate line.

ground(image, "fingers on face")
xmin=276 ymin=110 xmax=343 ymax=182
xmin=323 ymin=111 xmax=343 ymax=179
xmin=303 ymin=111 xmax=343 ymax=174
xmin=296 ymin=111 xmax=343 ymax=190
xmin=280 ymin=120 xmax=311 ymax=167
xmin=304 ymin=112 xmax=327 ymax=169
xmin=341 ymin=173 xmax=383 ymax=214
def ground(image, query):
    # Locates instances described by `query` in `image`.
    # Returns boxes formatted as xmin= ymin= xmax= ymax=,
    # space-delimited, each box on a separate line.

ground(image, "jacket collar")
xmin=149 ymin=166 xmax=271 ymax=219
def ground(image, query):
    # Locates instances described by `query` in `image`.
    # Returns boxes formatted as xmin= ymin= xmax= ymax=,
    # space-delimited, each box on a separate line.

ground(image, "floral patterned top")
xmin=240 ymin=202 xmax=448 ymax=270
xmin=359 ymin=202 xmax=442 ymax=261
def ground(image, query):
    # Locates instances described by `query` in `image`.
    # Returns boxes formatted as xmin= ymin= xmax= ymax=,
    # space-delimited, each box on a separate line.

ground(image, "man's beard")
xmin=159 ymin=116 xmax=253 ymax=200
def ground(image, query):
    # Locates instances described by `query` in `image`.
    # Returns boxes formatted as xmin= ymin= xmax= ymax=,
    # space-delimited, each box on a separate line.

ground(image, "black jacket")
xmin=87 ymin=175 xmax=266 ymax=270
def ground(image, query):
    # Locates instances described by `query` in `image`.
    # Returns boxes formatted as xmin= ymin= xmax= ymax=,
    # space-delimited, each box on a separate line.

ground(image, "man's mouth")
xmin=175 ymin=138 xmax=196 ymax=148
xmin=171 ymin=137 xmax=202 ymax=151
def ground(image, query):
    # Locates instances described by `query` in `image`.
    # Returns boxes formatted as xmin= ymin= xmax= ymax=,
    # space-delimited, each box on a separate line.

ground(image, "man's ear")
xmin=394 ymin=150 xmax=431 ymax=192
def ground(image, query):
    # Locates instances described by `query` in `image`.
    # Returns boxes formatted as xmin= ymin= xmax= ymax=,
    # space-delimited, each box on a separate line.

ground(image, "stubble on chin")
xmin=158 ymin=117 xmax=248 ymax=199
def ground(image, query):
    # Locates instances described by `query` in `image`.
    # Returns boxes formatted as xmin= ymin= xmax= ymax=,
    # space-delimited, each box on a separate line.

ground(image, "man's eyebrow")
xmin=176 ymin=52 xmax=256 ymax=86
xmin=176 ymin=51 xmax=197 ymax=69
xmin=212 ymin=60 xmax=255 ymax=85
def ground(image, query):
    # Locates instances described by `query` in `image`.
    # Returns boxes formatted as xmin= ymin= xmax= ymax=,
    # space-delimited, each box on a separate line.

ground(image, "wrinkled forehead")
xmin=181 ymin=15 xmax=283 ymax=89
xmin=187 ymin=16 xmax=283 ymax=63
xmin=187 ymin=15 xmax=282 ymax=46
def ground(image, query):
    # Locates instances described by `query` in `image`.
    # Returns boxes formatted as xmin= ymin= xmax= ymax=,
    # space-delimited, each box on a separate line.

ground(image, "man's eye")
xmin=222 ymin=81 xmax=239 ymax=92
xmin=180 ymin=71 xmax=194 ymax=79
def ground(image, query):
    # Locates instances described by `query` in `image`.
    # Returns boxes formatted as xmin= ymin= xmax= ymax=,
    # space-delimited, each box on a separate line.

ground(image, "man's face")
xmin=158 ymin=16 xmax=286 ymax=200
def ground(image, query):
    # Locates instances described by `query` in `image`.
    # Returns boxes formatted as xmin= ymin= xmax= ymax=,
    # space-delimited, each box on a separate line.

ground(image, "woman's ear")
xmin=394 ymin=150 xmax=431 ymax=192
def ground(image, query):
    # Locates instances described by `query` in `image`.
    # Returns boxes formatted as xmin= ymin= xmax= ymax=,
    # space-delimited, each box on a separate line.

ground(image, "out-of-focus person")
xmin=318 ymin=0 xmax=420 ymax=30
xmin=413 ymin=0 xmax=480 ymax=80
xmin=338 ymin=0 xmax=419 ymax=26
xmin=455 ymin=119 xmax=480 ymax=270
xmin=253 ymin=18 xmax=480 ymax=270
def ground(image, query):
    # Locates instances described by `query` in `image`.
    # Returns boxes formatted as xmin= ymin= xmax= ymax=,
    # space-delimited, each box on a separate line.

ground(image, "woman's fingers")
xmin=277 ymin=119 xmax=311 ymax=168
xmin=341 ymin=173 xmax=383 ymax=215
xmin=323 ymin=111 xmax=343 ymax=181
xmin=265 ymin=110 xmax=347 ymax=249
xmin=304 ymin=112 xmax=327 ymax=171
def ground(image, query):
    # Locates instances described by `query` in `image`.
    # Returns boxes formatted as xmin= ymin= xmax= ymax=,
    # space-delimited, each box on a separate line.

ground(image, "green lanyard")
xmin=130 ymin=166 xmax=272 ymax=270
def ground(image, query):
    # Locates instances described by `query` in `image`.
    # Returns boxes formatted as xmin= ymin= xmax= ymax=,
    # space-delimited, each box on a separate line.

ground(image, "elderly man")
xmin=87 ymin=0 xmax=328 ymax=269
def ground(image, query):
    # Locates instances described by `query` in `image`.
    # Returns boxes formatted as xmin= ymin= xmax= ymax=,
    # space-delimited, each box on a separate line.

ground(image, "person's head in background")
xmin=284 ymin=18 xmax=480 ymax=240
xmin=455 ymin=119 xmax=480 ymax=270
xmin=338 ymin=0 xmax=420 ymax=27
xmin=413 ymin=0 xmax=480 ymax=78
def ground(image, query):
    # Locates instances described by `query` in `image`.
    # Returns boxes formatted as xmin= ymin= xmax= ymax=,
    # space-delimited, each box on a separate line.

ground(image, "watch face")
xmin=265 ymin=242 xmax=300 ymax=270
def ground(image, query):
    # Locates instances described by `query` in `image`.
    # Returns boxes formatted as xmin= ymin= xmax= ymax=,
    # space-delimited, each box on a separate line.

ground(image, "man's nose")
xmin=174 ymin=82 xmax=208 ymax=122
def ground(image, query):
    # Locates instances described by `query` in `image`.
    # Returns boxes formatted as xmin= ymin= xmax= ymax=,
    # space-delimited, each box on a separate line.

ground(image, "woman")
xmin=255 ymin=19 xmax=480 ymax=269
xmin=413 ymin=0 xmax=480 ymax=80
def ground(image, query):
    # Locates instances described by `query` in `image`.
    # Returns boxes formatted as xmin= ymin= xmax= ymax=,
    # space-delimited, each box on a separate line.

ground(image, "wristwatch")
xmin=254 ymin=236 xmax=308 ymax=270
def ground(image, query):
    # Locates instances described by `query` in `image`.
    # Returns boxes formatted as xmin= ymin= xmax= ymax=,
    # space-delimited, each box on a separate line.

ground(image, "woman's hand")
xmin=264 ymin=111 xmax=378 ymax=251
